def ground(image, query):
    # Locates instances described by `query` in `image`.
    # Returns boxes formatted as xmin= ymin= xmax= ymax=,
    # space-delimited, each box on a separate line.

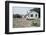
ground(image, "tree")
xmin=13 ymin=14 xmax=22 ymax=18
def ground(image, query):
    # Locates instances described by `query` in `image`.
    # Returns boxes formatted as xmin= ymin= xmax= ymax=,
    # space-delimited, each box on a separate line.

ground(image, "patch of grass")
xmin=32 ymin=22 xmax=37 ymax=26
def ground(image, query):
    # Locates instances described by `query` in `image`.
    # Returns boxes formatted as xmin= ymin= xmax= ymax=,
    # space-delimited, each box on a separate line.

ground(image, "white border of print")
xmin=9 ymin=3 xmax=43 ymax=32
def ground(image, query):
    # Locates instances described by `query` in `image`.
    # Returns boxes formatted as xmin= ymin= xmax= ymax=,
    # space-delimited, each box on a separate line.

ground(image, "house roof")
xmin=29 ymin=10 xmax=38 ymax=14
xmin=30 ymin=8 xmax=40 ymax=14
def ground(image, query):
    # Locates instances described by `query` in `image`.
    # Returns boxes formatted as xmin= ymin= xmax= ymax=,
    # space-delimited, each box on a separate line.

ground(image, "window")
xmin=35 ymin=14 xmax=37 ymax=17
xmin=31 ymin=14 xmax=33 ymax=17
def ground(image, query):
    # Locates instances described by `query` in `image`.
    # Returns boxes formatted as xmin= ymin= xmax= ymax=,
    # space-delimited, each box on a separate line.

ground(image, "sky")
xmin=13 ymin=7 xmax=34 ymax=15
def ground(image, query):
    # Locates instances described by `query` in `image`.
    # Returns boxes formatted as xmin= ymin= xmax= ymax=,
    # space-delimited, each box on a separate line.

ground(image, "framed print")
xmin=5 ymin=1 xmax=45 ymax=34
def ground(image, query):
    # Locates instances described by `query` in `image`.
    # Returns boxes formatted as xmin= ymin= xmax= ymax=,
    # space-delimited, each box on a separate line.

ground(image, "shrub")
xmin=32 ymin=21 xmax=37 ymax=26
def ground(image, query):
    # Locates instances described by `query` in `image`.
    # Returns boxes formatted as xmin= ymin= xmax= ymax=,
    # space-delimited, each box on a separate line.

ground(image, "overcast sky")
xmin=13 ymin=7 xmax=34 ymax=15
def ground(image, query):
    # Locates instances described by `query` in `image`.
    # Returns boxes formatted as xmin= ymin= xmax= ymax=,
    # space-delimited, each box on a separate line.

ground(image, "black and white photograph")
xmin=13 ymin=7 xmax=40 ymax=28
xmin=5 ymin=1 xmax=45 ymax=34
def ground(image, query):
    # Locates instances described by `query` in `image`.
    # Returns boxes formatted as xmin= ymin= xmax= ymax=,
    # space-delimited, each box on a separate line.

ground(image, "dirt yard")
xmin=13 ymin=18 xmax=40 ymax=28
